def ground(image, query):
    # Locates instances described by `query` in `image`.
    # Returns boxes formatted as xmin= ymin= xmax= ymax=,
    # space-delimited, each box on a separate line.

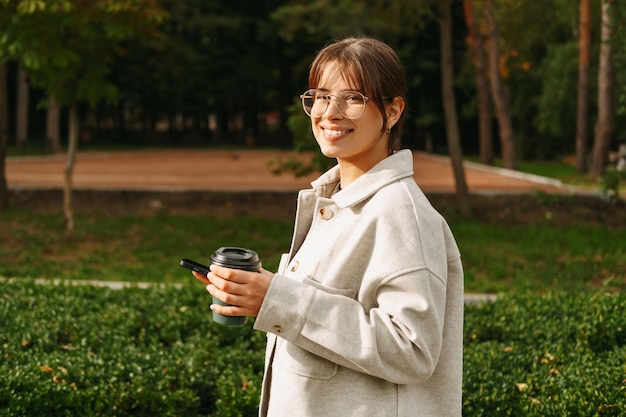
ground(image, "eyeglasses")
xmin=300 ymin=89 xmax=369 ymax=119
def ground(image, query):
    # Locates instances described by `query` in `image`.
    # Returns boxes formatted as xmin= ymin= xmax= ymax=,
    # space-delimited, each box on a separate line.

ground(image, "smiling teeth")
xmin=326 ymin=129 xmax=349 ymax=136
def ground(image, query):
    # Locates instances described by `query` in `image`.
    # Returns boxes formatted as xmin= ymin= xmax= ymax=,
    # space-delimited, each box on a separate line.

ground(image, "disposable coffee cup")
xmin=209 ymin=247 xmax=261 ymax=326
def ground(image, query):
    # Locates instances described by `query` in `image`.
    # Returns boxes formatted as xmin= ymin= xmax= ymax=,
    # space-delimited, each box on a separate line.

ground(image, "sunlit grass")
xmin=2 ymin=207 xmax=623 ymax=294
xmin=0 ymin=210 xmax=293 ymax=284
xmin=454 ymin=221 xmax=625 ymax=293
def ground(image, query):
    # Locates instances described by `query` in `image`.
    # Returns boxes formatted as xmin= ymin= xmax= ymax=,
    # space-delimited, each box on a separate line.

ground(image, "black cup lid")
xmin=210 ymin=247 xmax=260 ymax=270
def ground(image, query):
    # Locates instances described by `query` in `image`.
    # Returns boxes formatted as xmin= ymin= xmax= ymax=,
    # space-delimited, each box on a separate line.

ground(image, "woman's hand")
xmin=193 ymin=265 xmax=273 ymax=317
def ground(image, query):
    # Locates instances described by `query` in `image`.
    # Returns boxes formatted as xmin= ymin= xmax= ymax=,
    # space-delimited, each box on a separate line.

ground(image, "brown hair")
xmin=308 ymin=37 xmax=407 ymax=152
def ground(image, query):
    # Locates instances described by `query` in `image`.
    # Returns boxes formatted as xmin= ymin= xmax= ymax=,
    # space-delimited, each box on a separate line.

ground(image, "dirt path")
xmin=6 ymin=149 xmax=582 ymax=194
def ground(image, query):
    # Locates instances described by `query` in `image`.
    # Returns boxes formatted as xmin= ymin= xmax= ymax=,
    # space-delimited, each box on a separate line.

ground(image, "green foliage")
xmin=3 ymin=0 xmax=626 ymax=158
xmin=534 ymin=42 xmax=580 ymax=148
xmin=464 ymin=291 xmax=626 ymax=416
xmin=0 ymin=0 xmax=167 ymax=107
xmin=271 ymin=0 xmax=431 ymax=42
xmin=0 ymin=280 xmax=265 ymax=416
xmin=602 ymin=168 xmax=626 ymax=202
xmin=2 ymin=281 xmax=624 ymax=415
xmin=485 ymin=1 xmax=588 ymax=160
xmin=106 ymin=0 xmax=294 ymax=146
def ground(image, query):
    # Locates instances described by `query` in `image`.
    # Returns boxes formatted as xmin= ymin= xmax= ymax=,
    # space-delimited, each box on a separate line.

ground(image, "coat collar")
xmin=310 ymin=149 xmax=415 ymax=208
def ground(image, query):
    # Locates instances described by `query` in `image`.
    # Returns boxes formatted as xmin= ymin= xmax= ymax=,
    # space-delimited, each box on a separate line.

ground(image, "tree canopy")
xmin=2 ymin=0 xmax=625 ymax=163
xmin=1 ymin=0 xmax=167 ymax=106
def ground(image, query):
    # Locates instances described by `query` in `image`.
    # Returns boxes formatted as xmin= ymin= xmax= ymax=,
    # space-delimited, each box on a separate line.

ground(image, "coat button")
xmin=273 ymin=325 xmax=283 ymax=333
xmin=319 ymin=207 xmax=333 ymax=220
xmin=290 ymin=260 xmax=300 ymax=272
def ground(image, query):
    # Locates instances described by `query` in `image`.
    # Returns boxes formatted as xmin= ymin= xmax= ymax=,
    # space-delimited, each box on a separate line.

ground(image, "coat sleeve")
xmin=253 ymin=265 xmax=449 ymax=385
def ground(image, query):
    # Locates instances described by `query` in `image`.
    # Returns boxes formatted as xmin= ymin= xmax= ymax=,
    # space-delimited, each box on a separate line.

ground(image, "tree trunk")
xmin=575 ymin=0 xmax=591 ymax=173
xmin=64 ymin=105 xmax=80 ymax=233
xmin=439 ymin=0 xmax=471 ymax=215
xmin=484 ymin=0 xmax=517 ymax=170
xmin=0 ymin=63 xmax=8 ymax=209
xmin=16 ymin=61 xmax=29 ymax=146
xmin=46 ymin=96 xmax=62 ymax=153
xmin=463 ymin=0 xmax=493 ymax=166
xmin=590 ymin=0 xmax=614 ymax=178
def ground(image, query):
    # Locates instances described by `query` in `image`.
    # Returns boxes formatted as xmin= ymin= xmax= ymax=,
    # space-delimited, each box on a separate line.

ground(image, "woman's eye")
xmin=344 ymin=94 xmax=363 ymax=102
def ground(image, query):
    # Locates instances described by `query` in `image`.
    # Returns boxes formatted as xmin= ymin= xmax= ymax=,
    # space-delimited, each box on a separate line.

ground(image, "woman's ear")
xmin=386 ymin=97 xmax=405 ymax=130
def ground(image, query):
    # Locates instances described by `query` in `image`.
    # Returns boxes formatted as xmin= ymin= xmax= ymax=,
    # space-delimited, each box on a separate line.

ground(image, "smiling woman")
xmin=302 ymin=41 xmax=407 ymax=188
xmin=193 ymin=37 xmax=465 ymax=417
xmin=306 ymin=38 xmax=408 ymax=153
xmin=303 ymin=60 xmax=405 ymax=187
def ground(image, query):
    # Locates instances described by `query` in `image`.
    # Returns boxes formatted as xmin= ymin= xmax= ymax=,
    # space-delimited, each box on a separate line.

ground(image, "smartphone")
xmin=180 ymin=258 xmax=210 ymax=275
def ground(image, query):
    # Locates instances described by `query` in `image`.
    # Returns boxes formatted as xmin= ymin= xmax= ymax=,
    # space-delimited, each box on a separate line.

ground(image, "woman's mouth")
xmin=326 ymin=129 xmax=350 ymax=135
xmin=322 ymin=127 xmax=353 ymax=140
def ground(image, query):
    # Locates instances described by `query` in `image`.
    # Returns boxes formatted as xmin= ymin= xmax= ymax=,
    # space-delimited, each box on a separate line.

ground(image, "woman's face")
xmin=310 ymin=62 xmax=391 ymax=170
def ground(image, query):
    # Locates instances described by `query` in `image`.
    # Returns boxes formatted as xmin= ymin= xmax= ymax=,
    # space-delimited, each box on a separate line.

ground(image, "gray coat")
xmin=254 ymin=150 xmax=463 ymax=416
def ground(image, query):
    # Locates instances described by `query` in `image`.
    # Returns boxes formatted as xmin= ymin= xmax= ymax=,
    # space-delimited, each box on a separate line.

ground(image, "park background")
xmin=1 ymin=1 xmax=625 ymax=416
xmin=2 ymin=1 xmax=626 ymax=173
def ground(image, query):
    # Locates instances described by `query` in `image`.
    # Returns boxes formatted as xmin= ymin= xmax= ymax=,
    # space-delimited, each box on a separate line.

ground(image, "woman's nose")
xmin=323 ymin=98 xmax=343 ymax=119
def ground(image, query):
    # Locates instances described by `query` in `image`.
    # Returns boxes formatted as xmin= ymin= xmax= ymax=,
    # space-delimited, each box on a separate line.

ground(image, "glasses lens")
xmin=337 ymin=91 xmax=367 ymax=119
xmin=300 ymin=90 xmax=367 ymax=119
xmin=301 ymin=90 xmax=327 ymax=118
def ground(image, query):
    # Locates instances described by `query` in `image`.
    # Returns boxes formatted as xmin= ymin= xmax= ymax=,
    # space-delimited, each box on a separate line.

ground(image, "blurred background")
xmin=1 ymin=0 xmax=624 ymax=169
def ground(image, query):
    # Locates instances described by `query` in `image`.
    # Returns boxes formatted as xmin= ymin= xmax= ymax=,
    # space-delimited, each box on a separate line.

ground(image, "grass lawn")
xmin=1 ymin=193 xmax=624 ymax=294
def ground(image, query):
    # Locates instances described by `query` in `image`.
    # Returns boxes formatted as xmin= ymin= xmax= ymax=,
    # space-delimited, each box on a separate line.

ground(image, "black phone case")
xmin=180 ymin=258 xmax=210 ymax=275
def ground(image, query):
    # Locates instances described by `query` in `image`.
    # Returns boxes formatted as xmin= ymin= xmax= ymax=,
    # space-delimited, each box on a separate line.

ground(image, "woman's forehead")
xmin=315 ymin=61 xmax=362 ymax=91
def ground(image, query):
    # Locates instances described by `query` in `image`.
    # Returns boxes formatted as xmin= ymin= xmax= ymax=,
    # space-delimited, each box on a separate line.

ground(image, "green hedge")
xmin=1 ymin=280 xmax=624 ymax=416
xmin=464 ymin=291 xmax=626 ymax=416
xmin=0 ymin=281 xmax=264 ymax=417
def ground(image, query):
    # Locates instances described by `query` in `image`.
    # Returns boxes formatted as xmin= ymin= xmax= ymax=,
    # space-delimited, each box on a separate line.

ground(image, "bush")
xmin=0 ymin=280 xmax=265 ymax=417
xmin=602 ymin=168 xmax=626 ymax=202
xmin=464 ymin=292 xmax=626 ymax=416
xmin=1 ymin=280 xmax=624 ymax=416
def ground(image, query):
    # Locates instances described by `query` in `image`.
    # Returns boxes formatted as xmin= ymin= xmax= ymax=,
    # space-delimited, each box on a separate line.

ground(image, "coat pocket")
xmin=275 ymin=341 xmax=339 ymax=380
xmin=272 ymin=277 xmax=356 ymax=381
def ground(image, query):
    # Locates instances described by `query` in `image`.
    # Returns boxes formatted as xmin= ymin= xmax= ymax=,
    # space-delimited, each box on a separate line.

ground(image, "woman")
xmin=194 ymin=37 xmax=463 ymax=417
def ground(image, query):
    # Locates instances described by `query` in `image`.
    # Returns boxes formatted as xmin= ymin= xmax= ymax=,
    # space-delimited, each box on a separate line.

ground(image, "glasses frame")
xmin=300 ymin=89 xmax=370 ymax=120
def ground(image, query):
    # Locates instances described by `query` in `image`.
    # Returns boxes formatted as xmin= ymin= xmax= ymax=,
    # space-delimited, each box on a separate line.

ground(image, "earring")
xmin=386 ymin=128 xmax=391 ymax=134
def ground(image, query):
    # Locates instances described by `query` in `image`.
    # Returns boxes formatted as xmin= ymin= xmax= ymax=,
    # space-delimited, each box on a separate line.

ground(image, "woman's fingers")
xmin=192 ymin=270 xmax=210 ymax=285
xmin=206 ymin=267 xmax=274 ymax=317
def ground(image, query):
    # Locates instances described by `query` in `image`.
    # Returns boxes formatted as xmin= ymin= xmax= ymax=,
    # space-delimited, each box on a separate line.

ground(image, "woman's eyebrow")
xmin=315 ymin=88 xmax=362 ymax=93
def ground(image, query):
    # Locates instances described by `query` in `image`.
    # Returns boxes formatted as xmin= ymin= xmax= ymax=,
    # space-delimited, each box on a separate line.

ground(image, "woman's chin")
xmin=316 ymin=142 xmax=341 ymax=159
